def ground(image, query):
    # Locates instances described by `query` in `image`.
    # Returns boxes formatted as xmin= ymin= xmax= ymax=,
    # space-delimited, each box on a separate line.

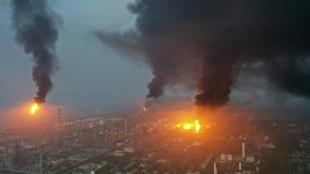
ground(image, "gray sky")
xmin=1 ymin=0 xmax=309 ymax=128
xmin=0 ymin=0 xmax=154 ymax=127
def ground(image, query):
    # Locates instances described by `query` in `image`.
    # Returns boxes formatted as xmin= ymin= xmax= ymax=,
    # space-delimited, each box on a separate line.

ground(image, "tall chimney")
xmin=91 ymin=167 xmax=95 ymax=174
xmin=124 ymin=118 xmax=127 ymax=135
xmin=214 ymin=162 xmax=217 ymax=174
xmin=242 ymin=142 xmax=245 ymax=158
xmin=58 ymin=108 xmax=62 ymax=124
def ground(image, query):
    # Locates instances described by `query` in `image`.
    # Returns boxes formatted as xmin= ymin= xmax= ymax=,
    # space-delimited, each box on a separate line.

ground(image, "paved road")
xmin=0 ymin=169 xmax=39 ymax=174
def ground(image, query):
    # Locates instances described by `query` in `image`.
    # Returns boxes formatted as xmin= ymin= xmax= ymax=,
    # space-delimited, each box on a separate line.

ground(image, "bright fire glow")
xmin=195 ymin=120 xmax=200 ymax=132
xmin=176 ymin=120 xmax=201 ymax=133
xmin=143 ymin=107 xmax=146 ymax=111
xmin=30 ymin=103 xmax=38 ymax=115
xmin=184 ymin=124 xmax=191 ymax=130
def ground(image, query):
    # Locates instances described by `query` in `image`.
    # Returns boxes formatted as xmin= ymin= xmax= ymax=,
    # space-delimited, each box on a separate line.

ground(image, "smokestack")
xmin=10 ymin=0 xmax=61 ymax=104
xmin=58 ymin=108 xmax=62 ymax=124
xmin=124 ymin=118 xmax=127 ymax=135
xmin=95 ymin=0 xmax=310 ymax=108
xmin=91 ymin=167 xmax=95 ymax=174
xmin=213 ymin=162 xmax=217 ymax=174
xmin=242 ymin=142 xmax=245 ymax=159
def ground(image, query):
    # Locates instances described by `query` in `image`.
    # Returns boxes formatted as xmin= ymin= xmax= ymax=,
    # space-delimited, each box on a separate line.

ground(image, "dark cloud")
xmin=11 ymin=0 xmax=61 ymax=104
xmin=95 ymin=0 xmax=310 ymax=107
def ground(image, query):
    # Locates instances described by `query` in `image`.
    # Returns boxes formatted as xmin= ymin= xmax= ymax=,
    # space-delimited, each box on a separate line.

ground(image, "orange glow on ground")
xmin=30 ymin=103 xmax=38 ymax=115
xmin=143 ymin=107 xmax=146 ymax=111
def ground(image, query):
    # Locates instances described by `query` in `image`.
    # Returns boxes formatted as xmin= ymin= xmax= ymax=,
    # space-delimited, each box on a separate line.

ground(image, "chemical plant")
xmin=0 ymin=106 xmax=308 ymax=174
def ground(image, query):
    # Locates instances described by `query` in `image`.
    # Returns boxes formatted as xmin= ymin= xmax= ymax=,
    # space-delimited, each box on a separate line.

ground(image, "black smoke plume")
xmin=11 ymin=0 xmax=61 ymax=104
xmin=95 ymin=0 xmax=310 ymax=107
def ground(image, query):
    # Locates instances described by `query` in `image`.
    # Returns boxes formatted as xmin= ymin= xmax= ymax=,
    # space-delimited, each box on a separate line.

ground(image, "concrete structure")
xmin=88 ymin=123 xmax=94 ymax=129
xmin=99 ymin=120 xmax=105 ymax=125
xmin=214 ymin=162 xmax=217 ymax=174
xmin=242 ymin=142 xmax=245 ymax=158
xmin=124 ymin=147 xmax=134 ymax=153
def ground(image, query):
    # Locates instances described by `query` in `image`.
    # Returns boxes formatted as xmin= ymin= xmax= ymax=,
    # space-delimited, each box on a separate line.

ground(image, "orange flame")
xmin=30 ymin=103 xmax=38 ymax=115
xmin=143 ymin=107 xmax=146 ymax=111
xmin=194 ymin=120 xmax=201 ymax=133
xmin=177 ymin=120 xmax=201 ymax=133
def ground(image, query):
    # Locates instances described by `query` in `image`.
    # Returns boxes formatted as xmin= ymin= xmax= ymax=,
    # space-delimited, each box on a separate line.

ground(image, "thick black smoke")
xmin=11 ymin=0 xmax=61 ymax=104
xmin=96 ymin=0 xmax=310 ymax=107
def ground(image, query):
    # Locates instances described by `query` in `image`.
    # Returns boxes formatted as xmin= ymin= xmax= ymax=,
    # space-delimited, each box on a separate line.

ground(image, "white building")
xmin=124 ymin=147 xmax=134 ymax=153
xmin=242 ymin=143 xmax=245 ymax=158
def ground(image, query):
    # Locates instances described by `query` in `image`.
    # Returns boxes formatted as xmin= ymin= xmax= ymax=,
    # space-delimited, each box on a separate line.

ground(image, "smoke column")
xmin=96 ymin=0 xmax=310 ymax=107
xmin=11 ymin=0 xmax=61 ymax=104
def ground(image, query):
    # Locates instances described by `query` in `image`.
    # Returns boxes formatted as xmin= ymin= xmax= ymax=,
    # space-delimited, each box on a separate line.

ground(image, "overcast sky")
xmin=1 ymin=0 xmax=310 ymax=128
xmin=0 ymin=0 xmax=156 ymax=106
xmin=0 ymin=0 xmax=156 ymax=127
